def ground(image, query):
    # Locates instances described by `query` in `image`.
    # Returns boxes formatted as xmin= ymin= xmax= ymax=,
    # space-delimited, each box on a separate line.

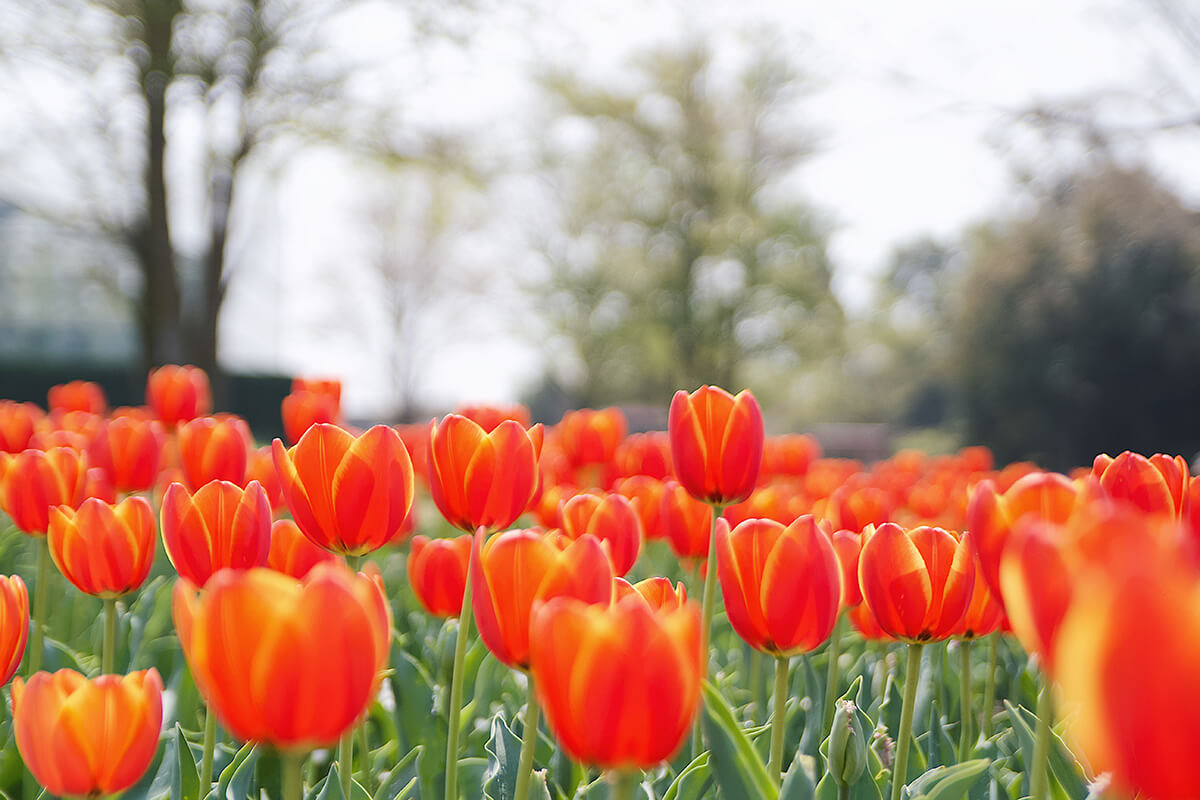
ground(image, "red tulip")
xmin=556 ymin=407 xmax=627 ymax=469
xmin=560 ymin=492 xmax=642 ymax=576
xmin=0 ymin=401 xmax=41 ymax=454
xmin=455 ymin=404 xmax=531 ymax=433
xmin=0 ymin=575 xmax=28 ymax=685
xmin=660 ymin=480 xmax=713 ymax=560
xmin=291 ymin=377 xmax=342 ymax=403
xmin=177 ymin=415 xmax=253 ymax=489
xmin=87 ymin=416 xmax=165 ymax=493
xmin=282 ymin=391 xmax=341 ymax=446
xmin=267 ymin=519 xmax=340 ymax=579
xmin=47 ymin=381 xmax=107 ymax=416
xmin=611 ymin=432 xmax=672 ymax=481
xmin=146 ymin=365 xmax=211 ymax=424
xmin=830 ymin=528 xmax=864 ymax=609
xmin=407 ymin=534 xmax=472 ymax=618
xmin=246 ymin=445 xmax=285 ymax=512
xmin=48 ymin=497 xmax=156 ymax=598
xmin=160 ymin=480 xmax=272 ymax=586
xmin=1093 ymin=450 xmax=1189 ymax=518
xmin=668 ymin=386 xmax=763 ymax=505
xmin=612 ymin=576 xmax=688 ymax=612
xmin=0 ymin=447 xmax=88 ymax=534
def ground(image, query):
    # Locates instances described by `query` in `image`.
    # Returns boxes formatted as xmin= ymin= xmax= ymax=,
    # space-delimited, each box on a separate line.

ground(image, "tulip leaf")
xmin=1003 ymin=702 xmax=1088 ymax=800
xmin=482 ymin=712 xmax=552 ymax=800
xmin=904 ymin=759 xmax=990 ymax=800
xmin=779 ymin=753 xmax=816 ymax=800
xmin=372 ymin=746 xmax=422 ymax=800
xmin=701 ymin=680 xmax=779 ymax=800
xmin=662 ymin=752 xmax=712 ymax=800
xmin=175 ymin=724 xmax=201 ymax=800
xmin=216 ymin=741 xmax=257 ymax=800
xmin=814 ymin=772 xmax=884 ymax=800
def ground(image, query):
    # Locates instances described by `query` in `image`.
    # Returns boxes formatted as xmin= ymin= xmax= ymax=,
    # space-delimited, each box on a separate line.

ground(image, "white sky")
xmin=137 ymin=0 xmax=1200 ymax=415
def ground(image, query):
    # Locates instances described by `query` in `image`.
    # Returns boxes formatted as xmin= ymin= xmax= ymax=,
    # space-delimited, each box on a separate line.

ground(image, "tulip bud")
xmin=828 ymin=700 xmax=868 ymax=787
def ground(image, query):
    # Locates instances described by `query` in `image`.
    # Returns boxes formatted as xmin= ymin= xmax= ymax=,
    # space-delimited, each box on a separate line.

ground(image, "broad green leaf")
xmin=779 ymin=752 xmax=816 ymax=800
xmin=662 ymin=752 xmax=712 ymax=800
xmin=482 ymin=712 xmax=552 ymax=800
xmin=1003 ymin=702 xmax=1088 ymax=800
xmin=701 ymin=680 xmax=779 ymax=800
xmin=372 ymin=746 xmax=421 ymax=800
xmin=906 ymin=759 xmax=990 ymax=800
xmin=176 ymin=724 xmax=201 ymax=800
xmin=216 ymin=741 xmax=257 ymax=800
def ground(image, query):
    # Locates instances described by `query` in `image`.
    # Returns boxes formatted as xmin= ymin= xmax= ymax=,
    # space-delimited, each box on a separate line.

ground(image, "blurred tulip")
xmin=87 ymin=416 xmax=165 ymax=493
xmin=611 ymin=432 xmax=672 ymax=481
xmin=668 ymin=385 xmax=763 ymax=505
xmin=556 ymin=407 xmax=626 ymax=469
xmin=560 ymin=492 xmax=642 ymax=576
xmin=455 ymin=403 xmax=531 ymax=432
xmin=160 ymin=480 xmax=271 ymax=586
xmin=0 ymin=401 xmax=41 ymax=454
xmin=246 ymin=445 xmax=284 ymax=511
xmin=717 ymin=516 xmax=841 ymax=656
xmin=177 ymin=415 xmax=252 ymax=489
xmin=660 ymin=480 xmax=713 ymax=560
xmin=858 ymin=523 xmax=974 ymax=643
xmin=830 ymin=528 xmax=864 ymax=609
xmin=394 ymin=424 xmax=430 ymax=484
xmin=282 ymin=391 xmax=341 ymax=446
xmin=292 ymin=377 xmax=342 ymax=403
xmin=274 ymin=424 xmax=414 ymax=556
xmin=0 ymin=447 xmax=87 ymax=534
xmin=13 ymin=669 xmax=162 ymax=797
xmin=955 ymin=552 xmax=1005 ymax=640
xmin=407 ymin=534 xmax=472 ymax=618
xmin=533 ymin=481 xmax=575 ymax=529
xmin=174 ymin=565 xmax=390 ymax=749
xmin=146 ymin=364 xmax=211 ymax=424
xmin=847 ymin=602 xmax=891 ymax=641
xmin=0 ymin=576 xmax=27 ymax=685
xmin=612 ymin=576 xmax=687 ymax=611
xmin=427 ymin=414 xmax=542 ymax=533
xmin=267 ymin=519 xmax=340 ymax=579
xmin=48 ymin=496 xmax=155 ymax=598
xmin=529 ymin=594 xmax=702 ymax=769
xmin=826 ymin=485 xmax=893 ymax=532
xmin=761 ymin=434 xmax=821 ymax=478
xmin=47 ymin=381 xmax=107 ymax=416
xmin=1093 ymin=450 xmax=1189 ymax=518
xmin=471 ymin=529 xmax=613 ymax=670
xmin=612 ymin=475 xmax=667 ymax=541
xmin=722 ymin=484 xmax=797 ymax=528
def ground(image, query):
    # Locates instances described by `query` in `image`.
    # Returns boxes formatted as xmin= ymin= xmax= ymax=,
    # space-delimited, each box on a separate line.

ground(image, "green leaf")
xmin=1003 ymin=702 xmax=1088 ymax=800
xmin=905 ymin=759 xmax=990 ymax=800
xmin=779 ymin=753 xmax=815 ymax=800
xmin=662 ymin=752 xmax=712 ymax=800
xmin=815 ymin=772 xmax=884 ymax=800
xmin=372 ymin=746 xmax=422 ymax=800
xmin=313 ymin=766 xmax=346 ymax=800
xmin=481 ymin=713 xmax=552 ymax=800
xmin=215 ymin=741 xmax=257 ymax=800
xmin=701 ymin=680 xmax=779 ymax=800
xmin=175 ymin=724 xmax=201 ymax=800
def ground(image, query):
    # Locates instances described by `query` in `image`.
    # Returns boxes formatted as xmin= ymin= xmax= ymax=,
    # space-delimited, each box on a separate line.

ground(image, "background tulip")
xmin=87 ymin=416 xmax=164 ymax=493
xmin=555 ymin=406 xmax=627 ymax=469
xmin=0 ymin=575 xmax=27 ymax=686
xmin=560 ymin=492 xmax=642 ymax=576
xmin=146 ymin=364 xmax=211 ymax=424
xmin=177 ymin=415 xmax=253 ymax=489
xmin=0 ymin=446 xmax=88 ymax=534
xmin=0 ymin=401 xmax=40 ymax=454
xmin=47 ymin=380 xmax=107 ymax=416
xmin=48 ymin=496 xmax=156 ymax=598
xmin=161 ymin=480 xmax=272 ymax=586
xmin=408 ymin=534 xmax=472 ymax=618
xmin=268 ymin=519 xmax=340 ymax=579
xmin=282 ymin=390 xmax=341 ymax=445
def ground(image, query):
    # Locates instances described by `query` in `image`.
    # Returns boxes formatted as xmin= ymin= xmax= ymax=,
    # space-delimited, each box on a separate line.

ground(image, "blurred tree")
xmin=953 ymin=164 xmax=1200 ymax=469
xmin=528 ymin=41 xmax=843 ymax=411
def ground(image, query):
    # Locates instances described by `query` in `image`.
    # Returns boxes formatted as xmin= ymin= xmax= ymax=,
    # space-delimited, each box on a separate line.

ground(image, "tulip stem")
xmin=748 ymin=648 xmax=764 ymax=722
xmin=28 ymin=536 xmax=49 ymax=675
xmin=445 ymin=575 xmax=474 ymax=800
xmin=958 ymin=640 xmax=972 ymax=761
xmin=693 ymin=503 xmax=723 ymax=755
xmin=768 ymin=655 xmax=790 ymax=784
xmin=839 ymin=785 xmax=850 ymax=800
xmin=102 ymin=598 xmax=116 ymax=674
xmin=982 ymin=635 xmax=997 ymax=738
xmin=200 ymin=706 xmax=217 ymax=793
xmin=283 ymin=751 xmax=304 ymax=800
xmin=1030 ymin=681 xmax=1053 ymax=800
xmin=822 ymin=613 xmax=844 ymax=736
xmin=608 ymin=770 xmax=639 ymax=800
xmin=891 ymin=644 xmax=923 ymax=800
xmin=338 ymin=730 xmax=353 ymax=798
xmin=513 ymin=688 xmax=542 ymax=800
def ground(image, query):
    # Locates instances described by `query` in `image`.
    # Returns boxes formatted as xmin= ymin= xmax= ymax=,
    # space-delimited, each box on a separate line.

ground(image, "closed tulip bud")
xmin=761 ymin=434 xmax=821 ymax=479
xmin=292 ymin=377 xmax=342 ymax=402
xmin=246 ymin=445 xmax=285 ymax=511
xmin=1093 ymin=450 xmax=1189 ymax=518
xmin=613 ymin=475 xmax=667 ymax=540
xmin=267 ymin=519 xmax=340 ymax=579
xmin=160 ymin=480 xmax=272 ymax=586
xmin=669 ymin=386 xmax=764 ymax=505
xmin=955 ymin=551 xmax=1004 ymax=639
xmin=13 ymin=669 xmax=163 ymax=797
xmin=48 ymin=381 xmax=107 ymax=416
xmin=0 ymin=447 xmax=88 ymax=534
xmin=826 ymin=485 xmax=893 ymax=532
xmin=612 ymin=576 xmax=687 ymax=612
xmin=146 ymin=364 xmax=211 ymax=424
xmin=560 ymin=492 xmax=642 ymax=576
xmin=612 ymin=432 xmax=673 ymax=481
xmin=828 ymin=700 xmax=868 ymax=787
xmin=717 ymin=515 xmax=842 ymax=656
xmin=408 ymin=534 xmax=472 ymax=618
xmin=529 ymin=594 xmax=702 ymax=769
xmin=0 ymin=401 xmax=41 ymax=454
xmin=471 ymin=529 xmax=613 ymax=670
xmin=455 ymin=403 xmax=532 ymax=433
xmin=556 ymin=407 xmax=627 ymax=469
xmin=282 ymin=391 xmax=341 ymax=445
xmin=661 ymin=480 xmax=714 ymax=559
xmin=48 ymin=497 xmax=156 ymax=598
xmin=0 ymin=576 xmax=27 ymax=686
xmin=87 ymin=416 xmax=165 ymax=493
xmin=831 ymin=528 xmax=864 ymax=609
xmin=274 ymin=424 xmax=415 ymax=556
xmin=177 ymin=415 xmax=253 ymax=489
xmin=427 ymin=414 xmax=542 ymax=533
xmin=174 ymin=565 xmax=390 ymax=749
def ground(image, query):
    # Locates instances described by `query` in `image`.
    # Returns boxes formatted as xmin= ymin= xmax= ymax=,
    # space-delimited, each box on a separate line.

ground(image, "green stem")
xmin=982 ymin=635 xmax=998 ymax=738
xmin=1030 ymin=681 xmax=1053 ymax=800
xmin=444 ymin=571 xmax=475 ymax=800
xmin=102 ymin=598 xmax=116 ymax=674
xmin=768 ymin=656 xmax=790 ymax=785
xmin=358 ymin=720 xmax=371 ymax=791
xmin=822 ymin=613 xmax=844 ymax=736
xmin=28 ymin=537 xmax=49 ymax=675
xmin=839 ymin=784 xmax=850 ymax=800
xmin=200 ymin=707 xmax=217 ymax=794
xmin=891 ymin=644 xmax=923 ymax=800
xmin=958 ymin=640 xmax=971 ymax=761
xmin=512 ymin=687 xmax=542 ymax=800
xmin=608 ymin=770 xmax=639 ymax=800
xmin=338 ymin=729 xmax=353 ymax=798
xmin=693 ymin=503 xmax=723 ymax=754
xmin=282 ymin=750 xmax=304 ymax=800
xmin=748 ymin=647 xmax=764 ymax=723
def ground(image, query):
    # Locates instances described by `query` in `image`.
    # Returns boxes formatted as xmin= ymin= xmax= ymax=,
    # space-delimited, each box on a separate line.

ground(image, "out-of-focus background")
xmin=1 ymin=0 xmax=1198 ymax=470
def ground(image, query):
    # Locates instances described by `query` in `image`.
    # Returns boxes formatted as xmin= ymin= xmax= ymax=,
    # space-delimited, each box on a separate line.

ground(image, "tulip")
xmin=0 ymin=401 xmax=41 ymax=454
xmin=611 ymin=432 xmax=672 ymax=481
xmin=160 ymin=480 xmax=272 ymax=586
xmin=612 ymin=476 xmax=667 ymax=541
xmin=47 ymin=380 xmax=106 ymax=416
xmin=612 ymin=576 xmax=687 ymax=611
xmin=555 ymin=407 xmax=627 ymax=470
xmin=48 ymin=496 xmax=155 ymax=599
xmin=427 ymin=414 xmax=542 ymax=533
xmin=292 ymin=376 xmax=342 ymax=401
xmin=247 ymin=444 xmax=285 ymax=511
xmin=668 ymin=386 xmax=763 ymax=506
xmin=273 ymin=424 xmax=415 ymax=557
xmin=146 ymin=364 xmax=211 ymax=424
xmin=0 ymin=575 xmax=28 ymax=686
xmin=826 ymin=485 xmax=893 ymax=532
xmin=560 ymin=492 xmax=642 ymax=576
xmin=660 ymin=480 xmax=714 ymax=560
xmin=178 ymin=415 xmax=253 ymax=489
xmin=282 ymin=391 xmax=341 ymax=445
xmin=0 ymin=446 xmax=88 ymax=534
xmin=87 ymin=416 xmax=165 ymax=493
xmin=268 ymin=519 xmax=340 ymax=579
xmin=408 ymin=534 xmax=472 ymax=618
xmin=1093 ymin=450 xmax=1189 ymax=517
xmin=830 ymin=528 xmax=864 ymax=610
xmin=455 ymin=403 xmax=532 ymax=432
xmin=173 ymin=565 xmax=390 ymax=750
xmin=529 ymin=594 xmax=702 ymax=769
xmin=13 ymin=669 xmax=163 ymax=798
xmin=761 ymin=434 xmax=821 ymax=478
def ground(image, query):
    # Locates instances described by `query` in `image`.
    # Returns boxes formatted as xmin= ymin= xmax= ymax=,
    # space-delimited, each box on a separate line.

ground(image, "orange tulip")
xmin=174 ymin=565 xmax=390 ymax=749
xmin=455 ymin=403 xmax=532 ymax=433
xmin=267 ymin=519 xmax=340 ymax=579
xmin=177 ymin=415 xmax=253 ymax=489
xmin=407 ymin=534 xmax=472 ymax=618
xmin=668 ymin=385 xmax=763 ymax=505
xmin=761 ymin=434 xmax=821 ymax=479
xmin=529 ymin=594 xmax=702 ymax=769
xmin=13 ymin=669 xmax=162 ymax=797
xmin=717 ymin=515 xmax=841 ymax=656
xmin=612 ymin=576 xmax=687 ymax=611
xmin=282 ymin=391 xmax=341 ymax=445
xmin=847 ymin=602 xmax=892 ymax=642
xmin=560 ymin=492 xmax=642 ymax=576
xmin=87 ymin=416 xmax=165 ymax=493
xmin=826 ymin=485 xmax=893 ymax=532
xmin=858 ymin=523 xmax=974 ymax=643
xmin=292 ymin=376 xmax=342 ymax=403
xmin=160 ymin=480 xmax=272 ymax=586
xmin=0 ymin=446 xmax=88 ymax=534
xmin=722 ymin=484 xmax=798 ymax=528
xmin=611 ymin=432 xmax=672 ymax=481
xmin=830 ymin=528 xmax=864 ymax=609
xmin=556 ymin=407 xmax=627 ymax=469
xmin=471 ymin=529 xmax=613 ymax=670
xmin=612 ymin=476 xmax=667 ymax=541
xmin=1092 ymin=450 xmax=1189 ymax=518
xmin=47 ymin=381 xmax=107 ymax=416
xmin=954 ymin=553 xmax=1004 ymax=639
xmin=146 ymin=364 xmax=211 ymax=424
xmin=246 ymin=445 xmax=285 ymax=511
xmin=0 ymin=575 xmax=27 ymax=685
xmin=48 ymin=497 xmax=155 ymax=598
xmin=660 ymin=480 xmax=713 ymax=559
xmin=273 ymin=424 xmax=415 ymax=556
xmin=427 ymin=414 xmax=542 ymax=533
xmin=0 ymin=401 xmax=41 ymax=454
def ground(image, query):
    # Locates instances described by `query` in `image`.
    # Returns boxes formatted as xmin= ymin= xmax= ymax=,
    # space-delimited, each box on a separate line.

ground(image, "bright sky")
xmin=207 ymin=0 xmax=1200 ymax=416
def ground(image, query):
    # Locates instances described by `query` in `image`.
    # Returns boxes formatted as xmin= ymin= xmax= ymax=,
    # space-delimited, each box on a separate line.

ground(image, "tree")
xmin=528 ymin=41 xmax=843 ymax=412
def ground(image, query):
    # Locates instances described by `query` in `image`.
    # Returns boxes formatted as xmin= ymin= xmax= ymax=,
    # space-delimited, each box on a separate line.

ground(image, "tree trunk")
xmin=194 ymin=162 xmax=235 ymax=408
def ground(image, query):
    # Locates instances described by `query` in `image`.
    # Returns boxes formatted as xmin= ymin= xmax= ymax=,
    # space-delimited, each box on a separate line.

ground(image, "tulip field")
xmin=0 ymin=368 xmax=1192 ymax=800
